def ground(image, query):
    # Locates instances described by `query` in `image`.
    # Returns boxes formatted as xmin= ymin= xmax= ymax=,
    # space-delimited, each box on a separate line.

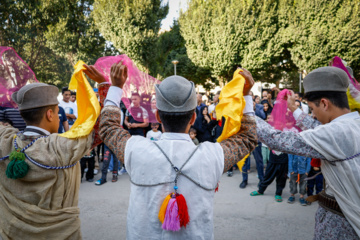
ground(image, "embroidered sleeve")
xmin=220 ymin=115 xmax=258 ymax=173
xmin=256 ymin=116 xmax=325 ymax=159
xmin=100 ymin=105 xmax=131 ymax=164
xmin=296 ymin=112 xmax=321 ymax=131
xmin=91 ymin=83 xmax=110 ymax=149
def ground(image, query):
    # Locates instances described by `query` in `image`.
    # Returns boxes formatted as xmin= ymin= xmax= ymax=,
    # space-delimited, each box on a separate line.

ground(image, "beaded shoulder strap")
xmin=0 ymin=132 xmax=78 ymax=179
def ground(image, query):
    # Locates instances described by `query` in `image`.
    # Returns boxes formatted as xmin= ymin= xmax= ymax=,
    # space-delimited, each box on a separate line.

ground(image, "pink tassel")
xmin=162 ymin=197 xmax=180 ymax=231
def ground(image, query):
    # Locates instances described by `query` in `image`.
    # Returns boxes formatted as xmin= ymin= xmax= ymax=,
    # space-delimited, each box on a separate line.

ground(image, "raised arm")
xmin=84 ymin=62 xmax=131 ymax=157
xmin=100 ymin=105 xmax=131 ymax=163
xmin=294 ymin=109 xmax=321 ymax=131
xmin=219 ymin=68 xmax=258 ymax=173
xmin=256 ymin=116 xmax=325 ymax=159
xmin=220 ymin=115 xmax=257 ymax=173
xmin=287 ymin=91 xmax=321 ymax=131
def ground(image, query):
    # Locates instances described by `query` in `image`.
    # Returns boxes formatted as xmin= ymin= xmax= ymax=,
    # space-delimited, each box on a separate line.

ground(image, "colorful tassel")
xmin=158 ymin=194 xmax=171 ymax=223
xmin=176 ymin=194 xmax=190 ymax=228
xmin=162 ymin=197 xmax=180 ymax=231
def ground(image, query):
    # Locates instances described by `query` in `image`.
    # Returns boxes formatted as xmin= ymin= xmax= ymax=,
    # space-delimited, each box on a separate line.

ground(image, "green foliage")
xmin=154 ymin=21 xmax=214 ymax=86
xmin=0 ymin=0 xmax=69 ymax=88
xmin=180 ymin=0 xmax=360 ymax=86
xmin=92 ymin=0 xmax=168 ymax=71
xmin=279 ymin=0 xmax=360 ymax=76
xmin=45 ymin=0 xmax=111 ymax=65
xmin=0 ymin=0 xmax=114 ymax=88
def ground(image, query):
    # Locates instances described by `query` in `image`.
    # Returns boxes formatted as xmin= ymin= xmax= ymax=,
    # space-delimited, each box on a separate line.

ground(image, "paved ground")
xmin=79 ymin=158 xmax=318 ymax=240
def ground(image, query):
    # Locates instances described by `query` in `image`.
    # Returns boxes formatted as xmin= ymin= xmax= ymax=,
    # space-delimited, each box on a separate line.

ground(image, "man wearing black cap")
xmin=254 ymin=66 xmax=360 ymax=239
xmin=84 ymin=62 xmax=257 ymax=240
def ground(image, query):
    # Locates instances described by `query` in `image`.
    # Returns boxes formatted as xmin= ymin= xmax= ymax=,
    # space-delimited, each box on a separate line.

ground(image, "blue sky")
xmin=161 ymin=0 xmax=188 ymax=30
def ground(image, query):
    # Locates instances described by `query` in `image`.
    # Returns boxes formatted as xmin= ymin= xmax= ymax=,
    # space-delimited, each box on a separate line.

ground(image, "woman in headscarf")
xmin=193 ymin=105 xmax=215 ymax=142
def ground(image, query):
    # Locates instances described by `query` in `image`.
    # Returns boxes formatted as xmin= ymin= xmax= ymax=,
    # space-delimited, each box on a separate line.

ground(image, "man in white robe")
xmin=254 ymin=66 xmax=360 ymax=239
xmin=84 ymin=62 xmax=258 ymax=240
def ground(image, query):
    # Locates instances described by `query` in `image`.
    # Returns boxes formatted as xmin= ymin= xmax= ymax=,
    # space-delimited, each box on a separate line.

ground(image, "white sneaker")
xmin=118 ymin=168 xmax=127 ymax=175
xmin=93 ymin=169 xmax=99 ymax=175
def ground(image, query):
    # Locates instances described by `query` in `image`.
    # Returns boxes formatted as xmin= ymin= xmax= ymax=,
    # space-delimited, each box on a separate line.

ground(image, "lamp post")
xmin=172 ymin=60 xmax=179 ymax=75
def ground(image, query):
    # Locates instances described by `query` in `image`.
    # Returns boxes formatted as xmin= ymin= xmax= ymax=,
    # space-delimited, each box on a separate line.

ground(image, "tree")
xmin=278 ymin=0 xmax=360 ymax=76
xmin=154 ymin=21 xmax=214 ymax=86
xmin=0 ymin=0 xmax=74 ymax=88
xmin=92 ymin=0 xmax=168 ymax=72
xmin=45 ymin=0 xmax=112 ymax=66
xmin=179 ymin=0 xmax=291 ymax=83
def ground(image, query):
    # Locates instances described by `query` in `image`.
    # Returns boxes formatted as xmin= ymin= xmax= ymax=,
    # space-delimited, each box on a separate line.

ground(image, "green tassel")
xmin=6 ymin=149 xmax=29 ymax=179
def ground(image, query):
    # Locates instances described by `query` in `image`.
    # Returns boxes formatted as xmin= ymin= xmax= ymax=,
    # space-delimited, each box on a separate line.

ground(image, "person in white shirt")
xmin=208 ymin=91 xmax=220 ymax=115
xmin=59 ymin=87 xmax=78 ymax=128
xmin=256 ymin=67 xmax=360 ymax=239
xmin=83 ymin=62 xmax=257 ymax=240
xmin=295 ymin=92 xmax=309 ymax=114
xmin=146 ymin=122 xmax=162 ymax=141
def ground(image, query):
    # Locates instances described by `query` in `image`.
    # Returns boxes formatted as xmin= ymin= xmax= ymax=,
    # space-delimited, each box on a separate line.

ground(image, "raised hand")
xmin=83 ymin=64 xmax=107 ymax=84
xmin=286 ymin=90 xmax=298 ymax=112
xmin=110 ymin=61 xmax=128 ymax=89
xmin=238 ymin=68 xmax=255 ymax=96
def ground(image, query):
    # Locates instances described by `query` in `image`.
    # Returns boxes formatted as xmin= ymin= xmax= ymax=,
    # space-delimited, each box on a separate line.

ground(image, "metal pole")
xmin=172 ymin=60 xmax=179 ymax=76
xmin=299 ymin=72 xmax=302 ymax=93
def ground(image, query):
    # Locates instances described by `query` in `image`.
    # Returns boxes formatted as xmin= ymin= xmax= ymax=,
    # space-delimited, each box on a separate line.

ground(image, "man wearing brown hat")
xmin=0 ymin=83 xmax=93 ymax=239
xmin=84 ymin=62 xmax=257 ymax=240
xmin=254 ymin=66 xmax=360 ymax=239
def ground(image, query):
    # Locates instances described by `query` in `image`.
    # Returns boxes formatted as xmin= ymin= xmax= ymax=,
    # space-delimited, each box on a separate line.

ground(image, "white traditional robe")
xmin=300 ymin=111 xmax=360 ymax=236
xmin=125 ymin=133 xmax=224 ymax=240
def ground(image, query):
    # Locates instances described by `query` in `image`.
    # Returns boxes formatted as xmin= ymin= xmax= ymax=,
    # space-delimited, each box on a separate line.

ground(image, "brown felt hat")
xmin=12 ymin=83 xmax=59 ymax=110
xmin=303 ymin=67 xmax=349 ymax=93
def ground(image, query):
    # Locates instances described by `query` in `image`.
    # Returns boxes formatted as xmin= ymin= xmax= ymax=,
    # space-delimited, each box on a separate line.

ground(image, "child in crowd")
xmin=146 ymin=122 xmax=162 ymax=141
xmin=287 ymin=154 xmax=311 ymax=206
xmin=80 ymin=149 xmax=96 ymax=182
xmin=307 ymin=158 xmax=323 ymax=197
xmin=189 ymin=127 xmax=199 ymax=145
xmin=250 ymin=150 xmax=288 ymax=202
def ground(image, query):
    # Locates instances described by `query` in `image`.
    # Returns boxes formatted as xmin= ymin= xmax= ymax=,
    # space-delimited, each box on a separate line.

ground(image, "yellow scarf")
xmin=215 ymin=69 xmax=249 ymax=170
xmin=347 ymin=88 xmax=360 ymax=112
xmin=60 ymin=61 xmax=101 ymax=139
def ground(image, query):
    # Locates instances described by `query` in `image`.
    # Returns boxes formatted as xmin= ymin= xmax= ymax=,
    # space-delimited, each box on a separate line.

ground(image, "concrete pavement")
xmin=79 ymin=160 xmax=317 ymax=240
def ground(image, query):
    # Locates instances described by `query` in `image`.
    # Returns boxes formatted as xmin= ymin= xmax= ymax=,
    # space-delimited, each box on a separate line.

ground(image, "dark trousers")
xmin=97 ymin=143 xmax=104 ymax=161
xmin=80 ymin=156 xmax=95 ymax=180
xmin=242 ymin=143 xmax=264 ymax=182
xmin=258 ymin=161 xmax=288 ymax=196
xmin=307 ymin=174 xmax=324 ymax=196
xmin=100 ymin=145 xmax=119 ymax=180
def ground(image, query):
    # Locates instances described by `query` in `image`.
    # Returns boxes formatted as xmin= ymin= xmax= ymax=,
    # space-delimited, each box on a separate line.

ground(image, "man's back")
xmin=125 ymin=134 xmax=224 ymax=240
xmin=0 ymin=125 xmax=92 ymax=239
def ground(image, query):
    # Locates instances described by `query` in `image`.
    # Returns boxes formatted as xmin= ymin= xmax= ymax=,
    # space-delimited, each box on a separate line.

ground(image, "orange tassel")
xmin=158 ymin=194 xmax=171 ymax=223
xmin=296 ymin=173 xmax=300 ymax=183
xmin=176 ymin=194 xmax=190 ymax=228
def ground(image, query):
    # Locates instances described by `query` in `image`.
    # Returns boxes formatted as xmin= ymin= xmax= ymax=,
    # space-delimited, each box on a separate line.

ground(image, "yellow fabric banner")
xmin=347 ymin=89 xmax=360 ymax=112
xmin=215 ymin=69 xmax=247 ymax=170
xmin=60 ymin=61 xmax=100 ymax=139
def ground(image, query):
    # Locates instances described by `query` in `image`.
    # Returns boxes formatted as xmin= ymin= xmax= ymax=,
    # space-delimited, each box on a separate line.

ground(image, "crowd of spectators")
xmin=1 ymin=84 xmax=322 ymax=201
